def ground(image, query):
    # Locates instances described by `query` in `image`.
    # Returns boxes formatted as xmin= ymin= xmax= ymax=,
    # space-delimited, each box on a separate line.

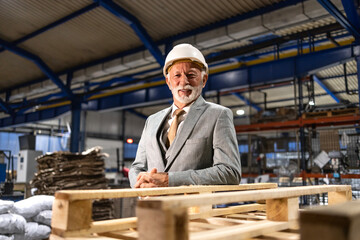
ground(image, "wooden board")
xmin=55 ymin=183 xmax=278 ymax=200
xmin=138 ymin=185 xmax=351 ymax=210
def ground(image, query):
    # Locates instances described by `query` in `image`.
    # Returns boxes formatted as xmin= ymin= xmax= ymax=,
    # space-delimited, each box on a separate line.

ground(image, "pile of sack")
xmin=0 ymin=195 xmax=53 ymax=240
xmin=31 ymin=147 xmax=108 ymax=194
xmin=31 ymin=147 xmax=114 ymax=220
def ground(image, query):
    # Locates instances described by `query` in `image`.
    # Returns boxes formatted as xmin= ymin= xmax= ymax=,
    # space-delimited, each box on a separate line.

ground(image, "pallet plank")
xmin=190 ymin=220 xmax=289 ymax=240
xmin=53 ymin=218 xmax=137 ymax=237
xmin=138 ymin=185 xmax=351 ymax=210
xmin=55 ymin=183 xmax=278 ymax=201
xmin=189 ymin=203 xmax=266 ymax=220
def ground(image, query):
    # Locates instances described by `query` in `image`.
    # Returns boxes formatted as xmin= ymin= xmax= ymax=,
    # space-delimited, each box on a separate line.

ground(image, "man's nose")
xmin=179 ymin=74 xmax=189 ymax=85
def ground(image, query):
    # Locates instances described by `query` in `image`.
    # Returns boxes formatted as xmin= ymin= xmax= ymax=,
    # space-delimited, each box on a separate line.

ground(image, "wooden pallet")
xmin=50 ymin=184 xmax=351 ymax=240
xmin=302 ymin=108 xmax=359 ymax=119
xmin=50 ymin=183 xmax=277 ymax=239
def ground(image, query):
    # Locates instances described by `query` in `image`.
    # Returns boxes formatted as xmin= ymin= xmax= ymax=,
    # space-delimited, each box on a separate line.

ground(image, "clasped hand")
xmin=134 ymin=168 xmax=169 ymax=188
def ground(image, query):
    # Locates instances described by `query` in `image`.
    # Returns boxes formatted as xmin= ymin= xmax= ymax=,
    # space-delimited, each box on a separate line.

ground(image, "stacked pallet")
xmin=31 ymin=147 xmax=114 ymax=221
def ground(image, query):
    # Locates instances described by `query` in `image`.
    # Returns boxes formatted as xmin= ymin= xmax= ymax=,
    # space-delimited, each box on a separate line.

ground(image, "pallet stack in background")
xmin=31 ymin=147 xmax=114 ymax=220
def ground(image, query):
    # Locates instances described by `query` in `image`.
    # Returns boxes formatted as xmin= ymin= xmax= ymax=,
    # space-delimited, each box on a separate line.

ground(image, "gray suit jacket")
xmin=129 ymin=96 xmax=241 ymax=187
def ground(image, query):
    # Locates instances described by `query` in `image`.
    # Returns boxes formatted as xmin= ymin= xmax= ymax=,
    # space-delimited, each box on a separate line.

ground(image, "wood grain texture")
xmin=51 ymin=199 xmax=92 ymax=232
xmin=267 ymin=197 xmax=299 ymax=221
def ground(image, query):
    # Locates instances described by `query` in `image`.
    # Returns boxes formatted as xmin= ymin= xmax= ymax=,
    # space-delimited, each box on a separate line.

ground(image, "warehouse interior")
xmin=0 ymin=0 xmax=359 ymax=239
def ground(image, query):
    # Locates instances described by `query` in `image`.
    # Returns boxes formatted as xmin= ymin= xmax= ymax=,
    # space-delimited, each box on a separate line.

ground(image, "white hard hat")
xmin=163 ymin=43 xmax=208 ymax=77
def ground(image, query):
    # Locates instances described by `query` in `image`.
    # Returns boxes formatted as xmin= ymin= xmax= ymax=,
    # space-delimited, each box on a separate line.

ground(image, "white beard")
xmin=170 ymin=81 xmax=203 ymax=105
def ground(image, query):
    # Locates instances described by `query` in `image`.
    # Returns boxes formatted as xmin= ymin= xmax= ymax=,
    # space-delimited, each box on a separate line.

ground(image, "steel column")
xmin=357 ymin=56 xmax=360 ymax=110
xmin=70 ymin=100 xmax=81 ymax=153
xmin=297 ymin=76 xmax=307 ymax=188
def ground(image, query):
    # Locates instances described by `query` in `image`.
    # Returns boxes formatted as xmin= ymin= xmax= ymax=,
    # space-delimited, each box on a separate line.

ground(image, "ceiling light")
xmin=236 ymin=109 xmax=245 ymax=116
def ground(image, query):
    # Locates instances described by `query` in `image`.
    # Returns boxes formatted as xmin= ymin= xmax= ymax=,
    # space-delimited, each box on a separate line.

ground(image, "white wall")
xmin=85 ymin=110 xmax=146 ymax=139
xmin=85 ymin=137 xmax=123 ymax=170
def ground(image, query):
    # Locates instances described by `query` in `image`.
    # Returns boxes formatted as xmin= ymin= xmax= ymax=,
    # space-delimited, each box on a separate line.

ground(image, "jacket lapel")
xmin=151 ymin=107 xmax=171 ymax=171
xmin=164 ymin=96 xmax=207 ymax=171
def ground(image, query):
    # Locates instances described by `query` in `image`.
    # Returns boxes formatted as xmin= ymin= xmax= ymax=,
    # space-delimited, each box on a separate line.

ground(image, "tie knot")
xmin=173 ymin=109 xmax=185 ymax=117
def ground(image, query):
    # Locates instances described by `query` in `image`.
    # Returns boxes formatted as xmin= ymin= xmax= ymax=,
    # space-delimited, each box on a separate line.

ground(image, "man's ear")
xmin=202 ymin=74 xmax=208 ymax=88
xmin=166 ymin=76 xmax=172 ymax=90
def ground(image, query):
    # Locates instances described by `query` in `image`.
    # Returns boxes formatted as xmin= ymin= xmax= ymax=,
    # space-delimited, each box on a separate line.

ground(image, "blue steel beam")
xmin=0 ymin=38 xmax=74 ymax=99
xmin=0 ymin=3 xmax=99 ymax=54
xmin=96 ymin=0 xmax=164 ymax=66
xmin=312 ymin=75 xmax=341 ymax=103
xmin=1 ymin=44 xmax=358 ymax=128
xmin=0 ymin=0 xmax=305 ymax=95
xmin=341 ymin=0 xmax=360 ymax=42
xmin=4 ymin=38 xmax=357 ymax=115
xmin=357 ymin=56 xmax=360 ymax=110
xmin=0 ymin=98 xmax=14 ymax=116
xmin=231 ymin=93 xmax=262 ymax=112
xmin=0 ymin=105 xmax=70 ymax=128
xmin=86 ymin=44 xmax=358 ymax=110
xmin=317 ymin=0 xmax=360 ymax=39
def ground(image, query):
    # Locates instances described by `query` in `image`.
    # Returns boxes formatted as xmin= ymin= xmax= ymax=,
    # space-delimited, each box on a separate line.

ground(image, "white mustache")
xmin=173 ymin=85 xmax=194 ymax=91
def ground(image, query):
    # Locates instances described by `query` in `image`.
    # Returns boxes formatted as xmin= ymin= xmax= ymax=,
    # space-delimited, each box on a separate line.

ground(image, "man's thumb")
xmin=150 ymin=168 xmax=157 ymax=173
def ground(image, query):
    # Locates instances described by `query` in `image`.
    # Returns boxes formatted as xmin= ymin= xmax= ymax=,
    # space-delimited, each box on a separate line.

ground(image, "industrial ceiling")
xmin=0 ymin=0 xmax=359 ymax=134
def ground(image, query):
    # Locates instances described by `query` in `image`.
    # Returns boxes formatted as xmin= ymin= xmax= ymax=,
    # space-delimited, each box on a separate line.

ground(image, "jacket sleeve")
xmin=168 ymin=108 xmax=242 ymax=186
xmin=129 ymin=118 xmax=149 ymax=188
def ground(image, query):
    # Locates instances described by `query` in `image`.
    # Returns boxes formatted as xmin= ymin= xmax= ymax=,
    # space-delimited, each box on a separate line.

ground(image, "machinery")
xmin=328 ymin=150 xmax=349 ymax=180
xmin=0 ymin=150 xmax=15 ymax=195
xmin=16 ymin=150 xmax=42 ymax=183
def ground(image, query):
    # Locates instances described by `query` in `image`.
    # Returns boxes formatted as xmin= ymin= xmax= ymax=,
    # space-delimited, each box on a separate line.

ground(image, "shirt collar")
xmin=171 ymin=102 xmax=193 ymax=117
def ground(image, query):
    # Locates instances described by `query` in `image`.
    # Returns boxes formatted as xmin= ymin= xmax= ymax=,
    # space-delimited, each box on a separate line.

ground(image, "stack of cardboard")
xmin=31 ymin=147 xmax=114 ymax=220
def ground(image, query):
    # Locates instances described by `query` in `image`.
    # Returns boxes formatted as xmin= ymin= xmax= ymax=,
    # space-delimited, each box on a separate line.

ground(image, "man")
xmin=129 ymin=43 xmax=241 ymax=188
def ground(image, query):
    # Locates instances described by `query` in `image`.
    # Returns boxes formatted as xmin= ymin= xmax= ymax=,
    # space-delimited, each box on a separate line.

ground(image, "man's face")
xmin=166 ymin=62 xmax=208 ymax=108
